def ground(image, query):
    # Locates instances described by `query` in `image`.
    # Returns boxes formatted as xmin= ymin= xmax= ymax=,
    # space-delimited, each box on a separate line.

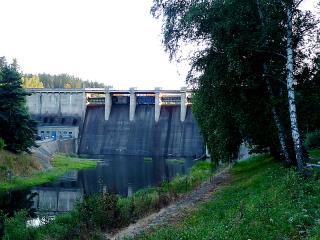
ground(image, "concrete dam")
xmin=26 ymin=88 xmax=205 ymax=158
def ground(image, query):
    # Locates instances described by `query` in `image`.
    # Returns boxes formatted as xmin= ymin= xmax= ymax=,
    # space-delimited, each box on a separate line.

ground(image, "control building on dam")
xmin=26 ymin=88 xmax=205 ymax=158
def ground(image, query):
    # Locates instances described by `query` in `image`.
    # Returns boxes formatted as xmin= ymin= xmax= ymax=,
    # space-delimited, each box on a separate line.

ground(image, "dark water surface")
xmin=1 ymin=155 xmax=195 ymax=217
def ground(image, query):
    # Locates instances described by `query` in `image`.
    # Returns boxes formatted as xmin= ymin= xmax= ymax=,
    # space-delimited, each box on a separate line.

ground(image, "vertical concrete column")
xmin=82 ymin=90 xmax=87 ymax=118
xmin=39 ymin=93 xmax=42 ymax=116
xmin=180 ymin=87 xmax=187 ymax=122
xmin=129 ymin=88 xmax=137 ymax=121
xmin=58 ymin=92 xmax=62 ymax=115
xmin=105 ymin=88 xmax=112 ymax=121
xmin=154 ymin=87 xmax=162 ymax=122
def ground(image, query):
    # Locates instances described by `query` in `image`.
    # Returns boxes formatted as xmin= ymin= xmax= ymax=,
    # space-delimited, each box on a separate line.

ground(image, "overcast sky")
xmin=0 ymin=0 xmax=318 ymax=89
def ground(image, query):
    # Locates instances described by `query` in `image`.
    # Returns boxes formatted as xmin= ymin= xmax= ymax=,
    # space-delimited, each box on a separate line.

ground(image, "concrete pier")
xmin=180 ymin=87 xmax=187 ymax=122
xmin=155 ymin=87 xmax=161 ymax=122
xmin=129 ymin=88 xmax=137 ymax=121
xmin=105 ymin=88 xmax=112 ymax=121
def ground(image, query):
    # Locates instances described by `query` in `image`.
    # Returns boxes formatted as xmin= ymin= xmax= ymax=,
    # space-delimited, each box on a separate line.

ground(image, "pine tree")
xmin=0 ymin=58 xmax=37 ymax=152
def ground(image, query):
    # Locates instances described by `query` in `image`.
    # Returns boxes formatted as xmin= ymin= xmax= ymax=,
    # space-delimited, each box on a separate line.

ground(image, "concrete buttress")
xmin=129 ymin=88 xmax=136 ymax=121
xmin=180 ymin=88 xmax=187 ymax=122
xmin=105 ymin=89 xmax=112 ymax=121
xmin=155 ymin=88 xmax=161 ymax=122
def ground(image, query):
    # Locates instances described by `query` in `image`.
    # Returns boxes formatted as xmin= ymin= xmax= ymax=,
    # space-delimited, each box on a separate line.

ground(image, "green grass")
xmin=0 ymin=154 xmax=96 ymax=192
xmin=309 ymin=149 xmax=320 ymax=164
xmin=165 ymin=158 xmax=186 ymax=165
xmin=0 ymin=150 xmax=42 ymax=180
xmin=143 ymin=157 xmax=153 ymax=162
xmin=137 ymin=155 xmax=320 ymax=240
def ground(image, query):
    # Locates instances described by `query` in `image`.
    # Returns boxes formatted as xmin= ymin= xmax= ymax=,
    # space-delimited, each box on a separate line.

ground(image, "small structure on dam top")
xmin=26 ymin=88 xmax=205 ymax=158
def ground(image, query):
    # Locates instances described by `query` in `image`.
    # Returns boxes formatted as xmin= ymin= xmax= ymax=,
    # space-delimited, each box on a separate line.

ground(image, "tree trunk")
xmin=286 ymin=6 xmax=304 ymax=171
xmin=256 ymin=0 xmax=291 ymax=164
xmin=264 ymin=68 xmax=291 ymax=164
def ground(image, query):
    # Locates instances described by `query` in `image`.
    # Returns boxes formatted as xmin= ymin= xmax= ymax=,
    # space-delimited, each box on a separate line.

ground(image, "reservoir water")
xmin=1 ymin=155 xmax=195 ymax=218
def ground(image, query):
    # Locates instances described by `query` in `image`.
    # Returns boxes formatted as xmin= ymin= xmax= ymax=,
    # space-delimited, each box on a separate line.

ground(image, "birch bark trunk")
xmin=286 ymin=6 xmax=304 ymax=171
xmin=256 ymin=0 xmax=291 ymax=164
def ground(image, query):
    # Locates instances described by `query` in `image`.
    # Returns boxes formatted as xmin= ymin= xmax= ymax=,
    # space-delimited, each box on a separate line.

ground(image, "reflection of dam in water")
xmin=31 ymin=171 xmax=82 ymax=213
xmin=30 ymin=156 xmax=194 ymax=213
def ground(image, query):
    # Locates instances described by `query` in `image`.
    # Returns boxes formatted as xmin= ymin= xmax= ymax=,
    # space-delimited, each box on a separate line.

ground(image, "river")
xmin=0 ymin=155 xmax=195 ymax=219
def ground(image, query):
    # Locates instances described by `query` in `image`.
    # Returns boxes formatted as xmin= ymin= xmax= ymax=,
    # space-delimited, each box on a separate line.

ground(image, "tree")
xmin=22 ymin=75 xmax=44 ymax=88
xmin=152 ymin=0 xmax=318 ymax=167
xmin=0 ymin=57 xmax=37 ymax=152
xmin=284 ymin=0 xmax=304 ymax=171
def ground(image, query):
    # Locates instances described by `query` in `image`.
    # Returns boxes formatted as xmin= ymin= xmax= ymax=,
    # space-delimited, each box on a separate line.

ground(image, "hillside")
xmin=137 ymin=154 xmax=320 ymax=240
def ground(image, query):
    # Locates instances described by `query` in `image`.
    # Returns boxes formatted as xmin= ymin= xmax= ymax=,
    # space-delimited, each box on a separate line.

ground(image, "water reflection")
xmin=0 ymin=190 xmax=37 ymax=217
xmin=30 ymin=155 xmax=194 ymax=214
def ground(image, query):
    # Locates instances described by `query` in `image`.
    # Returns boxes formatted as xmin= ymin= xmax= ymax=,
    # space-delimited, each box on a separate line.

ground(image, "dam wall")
xmin=26 ymin=90 xmax=86 ymax=118
xmin=25 ymin=88 xmax=205 ymax=158
xmin=79 ymin=105 xmax=205 ymax=158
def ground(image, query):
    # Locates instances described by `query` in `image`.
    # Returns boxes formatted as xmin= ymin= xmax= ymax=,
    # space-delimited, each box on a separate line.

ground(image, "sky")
xmin=0 ymin=0 xmax=318 ymax=90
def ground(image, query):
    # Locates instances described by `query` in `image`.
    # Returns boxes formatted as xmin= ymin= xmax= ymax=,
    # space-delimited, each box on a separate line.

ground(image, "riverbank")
xmin=0 ymin=152 xmax=96 ymax=192
xmin=136 ymin=154 xmax=320 ymax=240
xmin=107 ymin=167 xmax=231 ymax=239
xmin=1 ymin=160 xmax=217 ymax=239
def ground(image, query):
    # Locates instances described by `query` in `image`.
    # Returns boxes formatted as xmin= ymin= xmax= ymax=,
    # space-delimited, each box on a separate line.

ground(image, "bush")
xmin=75 ymin=193 xmax=119 ymax=231
xmin=3 ymin=210 xmax=36 ymax=240
xmin=304 ymin=130 xmax=320 ymax=150
xmin=0 ymin=138 xmax=5 ymax=151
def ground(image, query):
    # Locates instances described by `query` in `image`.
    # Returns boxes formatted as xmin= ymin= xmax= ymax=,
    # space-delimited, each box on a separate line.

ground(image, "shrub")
xmin=75 ymin=193 xmax=119 ymax=231
xmin=37 ymin=211 xmax=82 ymax=240
xmin=0 ymin=138 xmax=5 ymax=151
xmin=3 ymin=210 xmax=35 ymax=240
xmin=304 ymin=130 xmax=320 ymax=150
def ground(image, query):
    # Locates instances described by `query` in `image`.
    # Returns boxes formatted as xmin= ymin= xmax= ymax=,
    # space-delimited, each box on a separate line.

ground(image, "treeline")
xmin=22 ymin=73 xmax=105 ymax=89
xmin=153 ymin=0 xmax=320 ymax=170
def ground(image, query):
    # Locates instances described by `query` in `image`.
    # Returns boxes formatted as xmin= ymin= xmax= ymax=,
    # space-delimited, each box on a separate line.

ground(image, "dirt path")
xmin=104 ymin=168 xmax=232 ymax=240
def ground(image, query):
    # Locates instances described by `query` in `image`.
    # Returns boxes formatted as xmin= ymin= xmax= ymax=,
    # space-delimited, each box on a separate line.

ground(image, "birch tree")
xmin=256 ymin=0 xmax=291 ymax=164
xmin=152 ymin=0 xmax=318 ymax=168
xmin=284 ymin=0 xmax=304 ymax=171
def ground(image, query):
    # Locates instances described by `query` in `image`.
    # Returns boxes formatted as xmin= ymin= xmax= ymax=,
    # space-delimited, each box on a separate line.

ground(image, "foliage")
xmin=308 ymin=149 xmax=320 ymax=164
xmin=23 ymin=73 xmax=105 ymax=89
xmin=0 ymin=138 xmax=5 ymax=151
xmin=304 ymin=130 xmax=320 ymax=150
xmin=22 ymin=75 xmax=44 ymax=88
xmin=137 ymin=155 xmax=320 ymax=240
xmin=3 ymin=210 xmax=36 ymax=240
xmin=151 ymin=0 xmax=319 ymax=167
xmin=0 ymin=57 xmax=37 ymax=152
xmin=0 ymin=150 xmax=41 ymax=182
xmin=75 ymin=193 xmax=119 ymax=231
xmin=297 ymin=56 xmax=320 ymax=133
xmin=0 ymin=154 xmax=96 ymax=192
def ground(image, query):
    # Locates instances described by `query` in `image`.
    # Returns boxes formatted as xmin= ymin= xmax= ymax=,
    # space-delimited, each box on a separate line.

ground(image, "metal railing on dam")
xmin=26 ymin=87 xmax=193 ymax=122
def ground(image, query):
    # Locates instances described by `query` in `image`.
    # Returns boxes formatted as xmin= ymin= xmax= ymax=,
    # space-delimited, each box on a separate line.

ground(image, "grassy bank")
xmin=1 ymin=160 xmax=216 ymax=239
xmin=0 ymin=153 xmax=96 ymax=192
xmin=137 ymin=155 xmax=320 ymax=240
xmin=309 ymin=149 xmax=320 ymax=164
xmin=0 ymin=150 xmax=42 ymax=181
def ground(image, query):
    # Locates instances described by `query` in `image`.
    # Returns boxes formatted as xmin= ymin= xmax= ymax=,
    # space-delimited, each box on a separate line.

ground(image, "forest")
xmin=22 ymin=73 xmax=105 ymax=89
